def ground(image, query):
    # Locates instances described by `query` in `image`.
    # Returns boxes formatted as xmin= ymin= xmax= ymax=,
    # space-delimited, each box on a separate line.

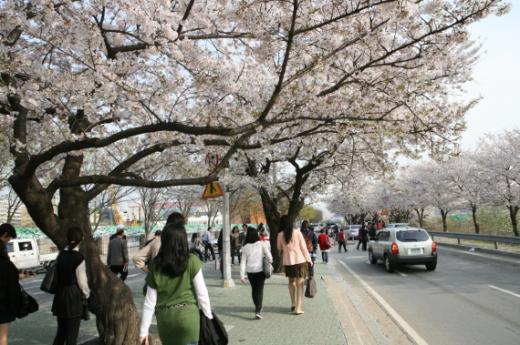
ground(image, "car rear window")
xmin=396 ymin=230 xmax=429 ymax=242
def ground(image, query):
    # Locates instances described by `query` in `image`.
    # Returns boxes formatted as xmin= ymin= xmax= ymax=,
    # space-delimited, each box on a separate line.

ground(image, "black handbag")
xmin=199 ymin=311 xmax=228 ymax=345
xmin=40 ymin=261 xmax=58 ymax=294
xmin=17 ymin=287 xmax=39 ymax=318
xmin=305 ymin=277 xmax=317 ymax=298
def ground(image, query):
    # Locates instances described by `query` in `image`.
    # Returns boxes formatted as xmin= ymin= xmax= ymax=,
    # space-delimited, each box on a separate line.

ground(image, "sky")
xmin=459 ymin=3 xmax=520 ymax=149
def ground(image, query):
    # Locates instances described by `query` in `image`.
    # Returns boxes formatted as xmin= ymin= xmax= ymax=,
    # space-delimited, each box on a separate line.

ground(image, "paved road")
xmin=334 ymin=244 xmax=520 ymax=345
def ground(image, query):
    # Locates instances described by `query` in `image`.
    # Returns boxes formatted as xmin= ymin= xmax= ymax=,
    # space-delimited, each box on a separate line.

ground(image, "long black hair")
xmin=154 ymin=223 xmax=190 ymax=278
xmin=280 ymin=215 xmax=293 ymax=244
xmin=300 ymin=220 xmax=309 ymax=234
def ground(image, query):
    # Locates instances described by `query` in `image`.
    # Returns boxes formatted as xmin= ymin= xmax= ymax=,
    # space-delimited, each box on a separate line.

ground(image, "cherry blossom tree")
xmin=474 ymin=130 xmax=520 ymax=236
xmin=444 ymin=153 xmax=486 ymax=233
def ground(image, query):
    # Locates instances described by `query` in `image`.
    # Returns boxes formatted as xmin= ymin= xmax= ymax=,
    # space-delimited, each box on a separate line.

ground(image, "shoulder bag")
xmin=17 ymin=287 xmax=39 ymax=318
xmin=262 ymin=242 xmax=273 ymax=278
xmin=263 ymin=255 xmax=273 ymax=279
xmin=40 ymin=261 xmax=58 ymax=294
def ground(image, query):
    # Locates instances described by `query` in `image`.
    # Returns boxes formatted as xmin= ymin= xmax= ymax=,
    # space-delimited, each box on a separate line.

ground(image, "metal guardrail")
xmin=428 ymin=231 xmax=520 ymax=250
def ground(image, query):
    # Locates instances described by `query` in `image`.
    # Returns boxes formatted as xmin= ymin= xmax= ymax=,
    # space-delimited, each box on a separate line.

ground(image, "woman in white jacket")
xmin=240 ymin=227 xmax=273 ymax=319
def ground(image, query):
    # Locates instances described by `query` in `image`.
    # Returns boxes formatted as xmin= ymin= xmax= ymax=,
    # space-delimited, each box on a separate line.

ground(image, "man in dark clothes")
xmin=107 ymin=225 xmax=129 ymax=281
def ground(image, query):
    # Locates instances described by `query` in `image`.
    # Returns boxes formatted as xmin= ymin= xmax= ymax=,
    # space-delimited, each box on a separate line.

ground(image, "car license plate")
xmin=408 ymin=248 xmax=423 ymax=255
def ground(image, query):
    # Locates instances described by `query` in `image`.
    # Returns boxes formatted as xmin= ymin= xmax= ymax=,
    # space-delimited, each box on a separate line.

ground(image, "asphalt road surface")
xmin=333 ymin=244 xmax=520 ymax=345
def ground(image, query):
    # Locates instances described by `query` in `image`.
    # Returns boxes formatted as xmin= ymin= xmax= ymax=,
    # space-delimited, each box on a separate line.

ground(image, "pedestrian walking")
xmin=357 ymin=223 xmax=369 ymax=251
xmin=189 ymin=233 xmax=204 ymax=261
xmin=318 ymin=229 xmax=331 ymax=263
xmin=356 ymin=223 xmax=366 ymax=250
xmin=230 ymin=226 xmax=241 ymax=264
xmin=202 ymin=228 xmax=216 ymax=261
xmin=133 ymin=231 xmax=162 ymax=273
xmin=52 ymin=226 xmax=91 ymax=345
xmin=240 ymin=227 xmax=272 ymax=319
xmin=217 ymin=230 xmax=223 ymax=278
xmin=276 ymin=215 xmax=312 ymax=315
xmin=107 ymin=225 xmax=129 ymax=281
xmin=133 ymin=212 xmax=186 ymax=273
xmin=139 ymin=224 xmax=213 ymax=345
xmin=337 ymin=228 xmax=347 ymax=253
xmin=0 ymin=223 xmax=21 ymax=345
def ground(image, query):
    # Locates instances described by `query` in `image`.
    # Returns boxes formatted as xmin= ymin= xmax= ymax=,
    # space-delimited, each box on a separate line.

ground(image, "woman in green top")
xmin=140 ymin=224 xmax=213 ymax=345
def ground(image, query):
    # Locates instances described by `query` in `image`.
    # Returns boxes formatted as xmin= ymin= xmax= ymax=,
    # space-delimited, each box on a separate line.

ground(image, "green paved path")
xmin=9 ymin=261 xmax=347 ymax=345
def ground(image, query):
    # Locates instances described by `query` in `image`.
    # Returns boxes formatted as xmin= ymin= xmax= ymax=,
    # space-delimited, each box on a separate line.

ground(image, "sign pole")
xmin=222 ymin=181 xmax=234 ymax=288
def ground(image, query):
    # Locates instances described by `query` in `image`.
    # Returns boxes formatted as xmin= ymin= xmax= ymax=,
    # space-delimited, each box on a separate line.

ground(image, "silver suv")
xmin=368 ymin=228 xmax=437 ymax=272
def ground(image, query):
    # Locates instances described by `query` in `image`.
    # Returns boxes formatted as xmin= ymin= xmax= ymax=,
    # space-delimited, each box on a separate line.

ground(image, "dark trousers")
xmin=204 ymin=243 xmax=215 ymax=261
xmin=338 ymin=241 xmax=347 ymax=253
xmin=247 ymin=272 xmax=266 ymax=313
xmin=356 ymin=238 xmax=363 ymax=250
xmin=110 ymin=265 xmax=128 ymax=281
xmin=231 ymin=247 xmax=241 ymax=264
xmin=321 ymin=251 xmax=329 ymax=263
xmin=309 ymin=256 xmax=316 ymax=277
xmin=53 ymin=317 xmax=81 ymax=345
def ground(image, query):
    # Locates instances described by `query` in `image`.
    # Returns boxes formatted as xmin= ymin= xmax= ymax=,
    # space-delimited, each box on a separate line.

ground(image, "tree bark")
xmin=9 ymin=164 xmax=141 ymax=345
xmin=414 ymin=208 xmax=425 ymax=228
xmin=440 ymin=209 xmax=449 ymax=232
xmin=471 ymin=204 xmax=480 ymax=234
xmin=508 ymin=206 xmax=519 ymax=237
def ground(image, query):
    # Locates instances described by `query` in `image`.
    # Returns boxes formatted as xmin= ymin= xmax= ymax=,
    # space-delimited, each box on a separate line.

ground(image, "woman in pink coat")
xmin=276 ymin=215 xmax=313 ymax=315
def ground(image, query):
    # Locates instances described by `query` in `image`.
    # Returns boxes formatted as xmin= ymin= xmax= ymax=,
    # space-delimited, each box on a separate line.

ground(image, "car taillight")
xmin=391 ymin=242 xmax=399 ymax=254
xmin=432 ymin=241 xmax=437 ymax=253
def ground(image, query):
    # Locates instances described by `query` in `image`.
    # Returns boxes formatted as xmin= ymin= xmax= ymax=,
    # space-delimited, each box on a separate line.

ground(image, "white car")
xmin=347 ymin=225 xmax=362 ymax=240
xmin=368 ymin=228 xmax=437 ymax=272
xmin=7 ymin=238 xmax=58 ymax=270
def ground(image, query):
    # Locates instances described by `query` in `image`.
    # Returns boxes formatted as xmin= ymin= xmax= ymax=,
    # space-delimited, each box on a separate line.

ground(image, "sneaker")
xmin=255 ymin=313 xmax=263 ymax=319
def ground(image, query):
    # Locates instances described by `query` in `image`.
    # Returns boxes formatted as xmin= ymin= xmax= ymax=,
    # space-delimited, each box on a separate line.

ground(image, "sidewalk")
xmin=199 ymin=262 xmax=347 ymax=345
xmin=10 ymin=257 xmax=349 ymax=345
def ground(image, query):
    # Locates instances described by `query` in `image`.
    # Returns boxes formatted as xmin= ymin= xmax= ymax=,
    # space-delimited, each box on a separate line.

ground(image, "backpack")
xmin=304 ymin=232 xmax=313 ymax=252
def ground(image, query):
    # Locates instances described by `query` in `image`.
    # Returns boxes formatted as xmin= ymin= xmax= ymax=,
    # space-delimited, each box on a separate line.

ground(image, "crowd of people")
xmin=0 ymin=216 xmax=371 ymax=345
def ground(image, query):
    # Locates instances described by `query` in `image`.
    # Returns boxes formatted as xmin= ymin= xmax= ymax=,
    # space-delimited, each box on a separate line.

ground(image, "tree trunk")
xmin=508 ymin=206 xmax=519 ymax=236
xmin=440 ymin=209 xmax=448 ymax=232
xmin=10 ymin=173 xmax=141 ymax=344
xmin=471 ymin=204 xmax=480 ymax=234
xmin=414 ymin=208 xmax=425 ymax=228
xmin=259 ymin=187 xmax=282 ymax=272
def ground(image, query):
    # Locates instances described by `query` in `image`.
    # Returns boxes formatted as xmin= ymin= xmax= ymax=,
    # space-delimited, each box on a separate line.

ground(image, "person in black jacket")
xmin=52 ymin=226 xmax=91 ymax=345
xmin=0 ymin=223 xmax=20 ymax=345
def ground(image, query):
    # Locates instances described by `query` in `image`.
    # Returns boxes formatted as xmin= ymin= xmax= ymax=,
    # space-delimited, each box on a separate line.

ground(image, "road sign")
xmin=202 ymin=181 xmax=224 ymax=199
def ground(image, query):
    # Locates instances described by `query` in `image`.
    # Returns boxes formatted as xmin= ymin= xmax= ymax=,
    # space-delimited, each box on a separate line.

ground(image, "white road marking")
xmin=396 ymin=271 xmax=408 ymax=277
xmin=488 ymin=285 xmax=520 ymax=299
xmin=347 ymin=255 xmax=367 ymax=259
xmin=338 ymin=260 xmax=429 ymax=345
